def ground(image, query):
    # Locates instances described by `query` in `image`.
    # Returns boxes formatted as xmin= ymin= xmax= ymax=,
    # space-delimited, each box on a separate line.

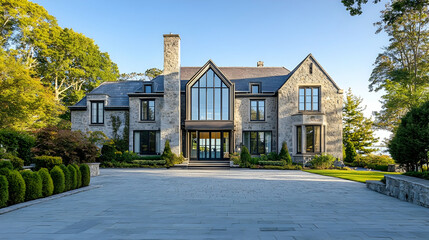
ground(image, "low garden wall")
xmin=85 ymin=163 xmax=100 ymax=177
xmin=367 ymin=175 xmax=429 ymax=208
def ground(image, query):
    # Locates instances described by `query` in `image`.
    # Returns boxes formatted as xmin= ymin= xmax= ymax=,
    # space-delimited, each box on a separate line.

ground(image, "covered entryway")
xmin=189 ymin=131 xmax=230 ymax=161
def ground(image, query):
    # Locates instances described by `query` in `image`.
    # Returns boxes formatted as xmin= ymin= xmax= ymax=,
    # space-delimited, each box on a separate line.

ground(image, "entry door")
xmin=198 ymin=131 xmax=222 ymax=160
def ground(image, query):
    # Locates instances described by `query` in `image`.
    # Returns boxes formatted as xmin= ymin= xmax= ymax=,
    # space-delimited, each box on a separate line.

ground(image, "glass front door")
xmin=193 ymin=131 xmax=229 ymax=160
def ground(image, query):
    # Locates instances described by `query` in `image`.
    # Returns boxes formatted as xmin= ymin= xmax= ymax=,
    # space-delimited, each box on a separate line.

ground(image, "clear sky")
xmin=32 ymin=0 xmax=391 ymax=142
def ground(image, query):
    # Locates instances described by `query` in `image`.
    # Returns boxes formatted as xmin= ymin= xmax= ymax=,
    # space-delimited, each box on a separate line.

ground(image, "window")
xmin=243 ymin=131 xmax=272 ymax=155
xmin=144 ymin=85 xmax=152 ymax=93
xmin=251 ymin=84 xmax=259 ymax=94
xmin=134 ymin=131 xmax=160 ymax=154
xmin=299 ymin=87 xmax=319 ymax=111
xmin=191 ymin=69 xmax=230 ymax=120
xmin=250 ymin=100 xmax=265 ymax=121
xmin=296 ymin=125 xmax=321 ymax=153
xmin=90 ymin=101 xmax=104 ymax=124
xmin=141 ymin=100 xmax=155 ymax=121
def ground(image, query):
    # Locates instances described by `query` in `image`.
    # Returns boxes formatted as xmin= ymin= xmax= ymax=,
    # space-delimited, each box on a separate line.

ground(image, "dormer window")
xmin=144 ymin=85 xmax=152 ymax=93
xmin=251 ymin=84 xmax=260 ymax=94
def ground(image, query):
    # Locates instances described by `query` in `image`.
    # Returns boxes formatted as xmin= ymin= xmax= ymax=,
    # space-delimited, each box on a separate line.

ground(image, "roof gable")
xmin=185 ymin=60 xmax=233 ymax=89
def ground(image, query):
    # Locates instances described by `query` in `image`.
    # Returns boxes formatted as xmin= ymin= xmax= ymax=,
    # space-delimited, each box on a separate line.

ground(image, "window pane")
xmin=199 ymin=73 xmax=206 ymax=87
xmin=222 ymin=88 xmax=229 ymax=120
xmin=140 ymin=131 xmax=149 ymax=153
xmin=250 ymin=101 xmax=257 ymax=120
xmin=313 ymin=88 xmax=319 ymax=111
xmin=250 ymin=132 xmax=257 ymax=154
xmin=156 ymin=132 xmax=160 ymax=153
xmin=91 ymin=102 xmax=97 ymax=123
xmin=207 ymin=88 xmax=213 ymax=120
xmin=192 ymin=87 xmax=198 ymax=120
xmin=190 ymin=132 xmax=197 ymax=159
xmin=134 ymin=132 xmax=140 ymax=153
xmin=214 ymin=75 xmax=221 ymax=87
xmin=223 ymin=132 xmax=229 ymax=157
xmin=314 ymin=126 xmax=321 ymax=152
xmin=200 ymin=88 xmax=206 ymax=120
xmin=145 ymin=85 xmax=152 ymax=93
xmin=243 ymin=132 xmax=250 ymax=151
xmin=299 ymin=88 xmax=305 ymax=111
xmin=221 ymin=82 xmax=226 ymax=88
xmin=142 ymin=101 xmax=148 ymax=120
xmin=148 ymin=101 xmax=155 ymax=120
xmin=207 ymin=69 xmax=214 ymax=87
xmin=258 ymin=132 xmax=265 ymax=154
xmin=297 ymin=126 xmax=302 ymax=153
xmin=306 ymin=126 xmax=314 ymax=152
xmin=98 ymin=103 xmax=103 ymax=123
xmin=265 ymin=132 xmax=271 ymax=153
xmin=149 ymin=131 xmax=156 ymax=153
xmin=258 ymin=100 xmax=265 ymax=120
xmin=214 ymin=88 xmax=221 ymax=120
xmin=305 ymin=88 xmax=312 ymax=110
xmin=252 ymin=85 xmax=259 ymax=94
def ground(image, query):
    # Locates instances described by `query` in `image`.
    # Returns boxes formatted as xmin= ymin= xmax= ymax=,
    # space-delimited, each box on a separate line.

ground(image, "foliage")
xmin=403 ymin=171 xmax=429 ymax=180
xmin=0 ymin=175 xmax=8 ymax=208
xmin=60 ymin=164 xmax=71 ymax=191
xmin=0 ymin=129 xmax=35 ymax=164
xmin=38 ymin=168 xmax=54 ymax=197
xmin=110 ymin=115 xmax=129 ymax=152
xmin=50 ymin=166 xmax=65 ymax=194
xmin=131 ymin=160 xmax=167 ymax=166
xmin=67 ymin=164 xmax=78 ymax=190
xmin=267 ymin=152 xmax=279 ymax=161
xmin=240 ymin=146 xmax=251 ymax=168
xmin=4 ymin=170 xmax=26 ymax=205
xmin=304 ymin=169 xmax=400 ymax=183
xmin=79 ymin=164 xmax=90 ymax=187
xmin=349 ymin=154 xmax=395 ymax=171
xmin=257 ymin=161 xmax=287 ymax=166
xmin=72 ymin=164 xmax=82 ymax=188
xmin=369 ymin=2 xmax=429 ymax=131
xmin=101 ymin=162 xmax=166 ymax=168
xmin=279 ymin=142 xmax=292 ymax=165
xmin=33 ymin=127 xmax=99 ymax=165
xmin=20 ymin=171 xmax=42 ymax=201
xmin=99 ymin=142 xmax=117 ymax=163
xmin=341 ymin=0 xmax=382 ymax=15
xmin=389 ymin=101 xmax=429 ymax=171
xmin=161 ymin=140 xmax=181 ymax=167
xmin=118 ymin=72 xmax=146 ymax=81
xmin=86 ymin=131 xmax=108 ymax=146
xmin=145 ymin=68 xmax=163 ymax=80
xmin=250 ymin=164 xmax=303 ymax=170
xmin=33 ymin=156 xmax=62 ymax=170
xmin=344 ymin=139 xmax=358 ymax=163
xmin=0 ymin=160 xmax=13 ymax=170
xmin=9 ymin=156 xmax=24 ymax=170
xmin=230 ymin=152 xmax=241 ymax=165
xmin=310 ymin=154 xmax=336 ymax=169
xmin=343 ymin=89 xmax=378 ymax=153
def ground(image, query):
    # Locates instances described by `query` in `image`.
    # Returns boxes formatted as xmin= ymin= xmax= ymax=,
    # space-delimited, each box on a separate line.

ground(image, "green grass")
xmin=304 ymin=169 xmax=400 ymax=183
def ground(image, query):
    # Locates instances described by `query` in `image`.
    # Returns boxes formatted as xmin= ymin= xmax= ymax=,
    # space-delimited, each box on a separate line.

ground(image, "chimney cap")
xmin=257 ymin=61 xmax=264 ymax=67
xmin=163 ymin=33 xmax=180 ymax=39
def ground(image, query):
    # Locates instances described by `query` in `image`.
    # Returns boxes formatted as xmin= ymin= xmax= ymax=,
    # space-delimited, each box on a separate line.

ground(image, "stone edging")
xmin=0 ymin=185 xmax=102 ymax=215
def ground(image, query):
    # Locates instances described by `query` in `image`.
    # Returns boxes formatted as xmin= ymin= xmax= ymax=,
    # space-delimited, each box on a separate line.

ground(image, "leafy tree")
xmin=389 ymin=100 xmax=429 ymax=171
xmin=345 ymin=139 xmax=358 ymax=163
xmin=145 ymin=68 xmax=162 ymax=80
xmin=342 ymin=0 xmax=382 ymax=16
xmin=343 ymin=88 xmax=378 ymax=153
xmin=118 ymin=72 xmax=146 ymax=81
xmin=342 ymin=0 xmax=427 ymax=17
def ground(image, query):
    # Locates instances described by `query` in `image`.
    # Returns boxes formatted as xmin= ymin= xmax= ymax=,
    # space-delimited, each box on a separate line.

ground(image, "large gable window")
xmin=91 ymin=101 xmax=104 ymax=124
xmin=299 ymin=87 xmax=319 ymax=111
xmin=191 ymin=69 xmax=230 ymax=120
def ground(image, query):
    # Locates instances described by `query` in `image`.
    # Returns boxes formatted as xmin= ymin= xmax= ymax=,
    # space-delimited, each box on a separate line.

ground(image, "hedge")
xmin=60 ymin=164 xmax=71 ymax=191
xmin=80 ymin=164 xmax=90 ymax=187
xmin=50 ymin=166 xmax=65 ymax=194
xmin=21 ymin=171 xmax=42 ymax=201
xmin=9 ymin=156 xmax=24 ymax=170
xmin=38 ymin=168 xmax=53 ymax=197
xmin=5 ymin=170 xmax=26 ymax=205
xmin=0 ymin=129 xmax=35 ymax=165
xmin=0 ymin=160 xmax=13 ymax=170
xmin=72 ymin=164 xmax=82 ymax=188
xmin=257 ymin=161 xmax=286 ymax=166
xmin=67 ymin=164 xmax=78 ymax=190
xmin=0 ymin=175 xmax=8 ymax=208
xmin=131 ymin=160 xmax=166 ymax=166
xmin=34 ymin=156 xmax=62 ymax=170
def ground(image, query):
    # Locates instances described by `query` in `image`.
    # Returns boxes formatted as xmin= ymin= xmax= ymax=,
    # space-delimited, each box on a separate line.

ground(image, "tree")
xmin=145 ymin=68 xmax=162 ymax=80
xmin=342 ymin=0 xmax=427 ymax=17
xmin=369 ymin=2 xmax=429 ymax=132
xmin=343 ymin=88 xmax=379 ymax=153
xmin=342 ymin=0 xmax=382 ymax=16
xmin=389 ymin=100 xmax=429 ymax=171
xmin=345 ymin=139 xmax=358 ymax=163
xmin=278 ymin=142 xmax=292 ymax=165
xmin=0 ymin=50 xmax=62 ymax=130
xmin=240 ymin=146 xmax=251 ymax=168
xmin=118 ymin=72 xmax=146 ymax=81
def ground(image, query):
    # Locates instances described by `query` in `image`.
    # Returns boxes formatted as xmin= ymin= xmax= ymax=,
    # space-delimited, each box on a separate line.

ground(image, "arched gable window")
xmin=191 ymin=69 xmax=230 ymax=120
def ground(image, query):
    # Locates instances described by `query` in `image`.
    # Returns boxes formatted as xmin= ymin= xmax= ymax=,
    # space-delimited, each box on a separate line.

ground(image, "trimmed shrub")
xmin=9 ymin=156 xmax=24 ymax=170
xmin=34 ymin=156 xmax=62 ymax=170
xmin=258 ymin=161 xmax=286 ymax=166
xmin=50 ymin=166 xmax=65 ymax=194
xmin=60 ymin=165 xmax=71 ymax=191
xmin=267 ymin=152 xmax=279 ymax=161
xmin=345 ymin=140 xmax=357 ymax=163
xmin=0 ymin=168 xmax=10 ymax=176
xmin=349 ymin=154 xmax=395 ymax=171
xmin=99 ymin=143 xmax=116 ymax=163
xmin=20 ymin=171 xmax=42 ymax=201
xmin=310 ymin=154 xmax=336 ymax=169
xmin=80 ymin=164 xmax=90 ymax=187
xmin=230 ymin=152 xmax=241 ymax=165
xmin=67 ymin=165 xmax=78 ymax=190
xmin=161 ymin=140 xmax=174 ymax=167
xmin=38 ymin=168 xmax=53 ymax=197
xmin=0 ymin=129 xmax=35 ymax=165
xmin=0 ymin=175 xmax=8 ymax=208
xmin=279 ymin=142 xmax=292 ymax=165
xmin=240 ymin=146 xmax=251 ymax=168
xmin=0 ymin=160 xmax=13 ymax=170
xmin=403 ymin=171 xmax=429 ymax=180
xmin=73 ymin=164 xmax=82 ymax=188
xmin=5 ymin=170 xmax=26 ymax=205
xmin=132 ymin=160 xmax=166 ymax=165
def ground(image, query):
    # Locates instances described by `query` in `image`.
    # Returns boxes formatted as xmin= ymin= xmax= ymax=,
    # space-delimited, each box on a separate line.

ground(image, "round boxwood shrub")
xmin=0 ymin=167 xmax=10 ymax=176
xmin=5 ymin=170 xmax=26 ymax=205
xmin=10 ymin=156 xmax=24 ymax=170
xmin=60 ymin=164 xmax=71 ymax=191
xmin=67 ymin=164 xmax=77 ymax=190
xmin=0 ymin=160 xmax=13 ymax=170
xmin=79 ymin=164 xmax=90 ymax=187
xmin=38 ymin=168 xmax=53 ymax=197
xmin=72 ymin=164 xmax=82 ymax=188
xmin=0 ymin=175 xmax=8 ymax=208
xmin=34 ymin=156 xmax=62 ymax=170
xmin=20 ymin=171 xmax=42 ymax=201
xmin=50 ymin=166 xmax=65 ymax=194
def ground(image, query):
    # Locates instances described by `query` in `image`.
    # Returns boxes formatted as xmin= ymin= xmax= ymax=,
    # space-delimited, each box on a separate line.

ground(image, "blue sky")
xmin=32 ymin=0 xmax=390 ymax=141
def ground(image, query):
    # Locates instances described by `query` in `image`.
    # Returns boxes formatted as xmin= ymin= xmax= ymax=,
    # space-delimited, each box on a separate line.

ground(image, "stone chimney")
xmin=257 ymin=61 xmax=264 ymax=67
xmin=161 ymin=34 xmax=181 ymax=155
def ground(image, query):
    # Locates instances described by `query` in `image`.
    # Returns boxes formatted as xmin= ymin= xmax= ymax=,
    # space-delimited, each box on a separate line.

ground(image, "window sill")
xmin=89 ymin=124 xmax=104 ymax=126
xmin=138 ymin=120 xmax=156 ymax=123
xmin=293 ymin=111 xmax=324 ymax=116
xmin=294 ymin=152 xmax=322 ymax=156
xmin=249 ymin=120 xmax=266 ymax=123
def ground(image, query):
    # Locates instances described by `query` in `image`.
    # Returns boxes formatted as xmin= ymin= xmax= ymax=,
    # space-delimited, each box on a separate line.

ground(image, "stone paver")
xmin=1 ymin=169 xmax=429 ymax=240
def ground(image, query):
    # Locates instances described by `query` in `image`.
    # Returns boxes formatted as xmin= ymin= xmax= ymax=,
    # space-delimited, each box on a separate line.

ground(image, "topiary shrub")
xmin=20 ymin=171 xmax=42 ymax=201
xmin=34 ymin=156 xmax=62 ymax=170
xmin=60 ymin=164 xmax=71 ymax=191
xmin=345 ymin=140 xmax=357 ymax=163
xmin=0 ymin=175 xmax=8 ymax=208
xmin=0 ymin=160 xmax=13 ymax=170
xmin=310 ymin=154 xmax=336 ymax=169
xmin=9 ymin=156 xmax=24 ymax=170
xmin=80 ymin=164 xmax=90 ymax=187
xmin=240 ymin=146 xmax=251 ymax=168
xmin=5 ymin=170 xmax=26 ymax=205
xmin=161 ymin=140 xmax=174 ymax=167
xmin=38 ymin=168 xmax=53 ymax=197
xmin=0 ymin=168 xmax=10 ymax=176
xmin=72 ymin=164 xmax=82 ymax=188
xmin=67 ymin=164 xmax=77 ymax=190
xmin=50 ymin=166 xmax=65 ymax=194
xmin=279 ymin=142 xmax=292 ymax=165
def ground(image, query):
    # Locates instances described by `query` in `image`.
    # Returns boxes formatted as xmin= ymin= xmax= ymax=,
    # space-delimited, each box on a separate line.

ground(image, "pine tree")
xmin=279 ymin=142 xmax=292 ymax=165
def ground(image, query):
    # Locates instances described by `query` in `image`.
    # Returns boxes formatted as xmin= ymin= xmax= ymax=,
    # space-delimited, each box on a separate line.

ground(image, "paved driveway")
xmin=0 ymin=169 xmax=428 ymax=240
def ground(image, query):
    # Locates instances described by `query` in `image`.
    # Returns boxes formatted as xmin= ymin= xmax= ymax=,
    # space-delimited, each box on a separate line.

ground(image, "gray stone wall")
xmin=234 ymin=96 xmax=278 ymax=153
xmin=161 ymin=34 xmax=181 ymax=155
xmin=277 ymin=56 xmax=343 ymax=162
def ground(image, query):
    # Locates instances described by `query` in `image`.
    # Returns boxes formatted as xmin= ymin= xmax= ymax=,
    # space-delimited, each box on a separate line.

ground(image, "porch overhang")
xmin=184 ymin=120 xmax=234 ymax=130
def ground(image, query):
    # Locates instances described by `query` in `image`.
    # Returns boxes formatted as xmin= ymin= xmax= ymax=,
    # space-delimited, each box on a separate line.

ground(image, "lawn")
xmin=304 ymin=169 xmax=401 ymax=183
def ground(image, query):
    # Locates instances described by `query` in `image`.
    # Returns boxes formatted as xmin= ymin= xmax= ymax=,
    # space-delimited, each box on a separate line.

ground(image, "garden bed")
xmin=304 ymin=169 xmax=400 ymax=183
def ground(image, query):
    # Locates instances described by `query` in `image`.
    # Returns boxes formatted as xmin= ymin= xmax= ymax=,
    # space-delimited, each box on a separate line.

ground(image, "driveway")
xmin=0 ymin=169 xmax=428 ymax=240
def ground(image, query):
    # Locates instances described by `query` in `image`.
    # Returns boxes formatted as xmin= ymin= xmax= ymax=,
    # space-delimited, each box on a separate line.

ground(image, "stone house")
xmin=70 ymin=34 xmax=343 ymax=164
